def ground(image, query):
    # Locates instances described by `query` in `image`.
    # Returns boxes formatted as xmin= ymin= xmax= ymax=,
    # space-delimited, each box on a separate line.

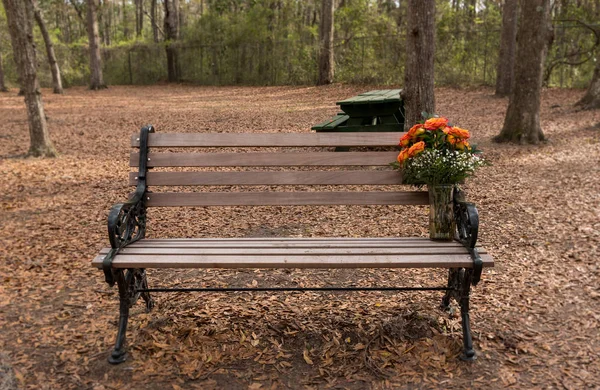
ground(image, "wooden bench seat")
xmin=93 ymin=238 xmax=493 ymax=269
xmin=94 ymin=126 xmax=493 ymax=365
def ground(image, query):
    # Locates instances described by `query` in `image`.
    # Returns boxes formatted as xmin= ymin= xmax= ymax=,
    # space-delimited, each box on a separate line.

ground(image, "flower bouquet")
xmin=393 ymin=116 xmax=485 ymax=240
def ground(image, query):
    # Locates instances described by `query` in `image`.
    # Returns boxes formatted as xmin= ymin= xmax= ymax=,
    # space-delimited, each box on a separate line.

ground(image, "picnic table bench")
xmin=92 ymin=126 xmax=493 ymax=364
xmin=312 ymin=89 xmax=405 ymax=132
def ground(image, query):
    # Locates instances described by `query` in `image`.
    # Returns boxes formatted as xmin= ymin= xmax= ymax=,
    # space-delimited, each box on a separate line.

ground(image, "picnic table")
xmin=312 ymin=89 xmax=405 ymax=133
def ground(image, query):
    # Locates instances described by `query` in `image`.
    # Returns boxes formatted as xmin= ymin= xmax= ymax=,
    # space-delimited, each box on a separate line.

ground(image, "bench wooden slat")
xmin=108 ymin=238 xmax=485 ymax=251
xmin=120 ymin=239 xmax=478 ymax=248
xmin=100 ymin=246 xmax=487 ymax=255
xmin=131 ymin=171 xmax=404 ymax=186
xmin=99 ymin=247 xmax=486 ymax=256
xmin=131 ymin=152 xmax=400 ymax=167
xmin=131 ymin=132 xmax=404 ymax=147
xmin=144 ymin=191 xmax=429 ymax=207
xmin=92 ymin=253 xmax=494 ymax=269
xmin=125 ymin=237 xmax=434 ymax=242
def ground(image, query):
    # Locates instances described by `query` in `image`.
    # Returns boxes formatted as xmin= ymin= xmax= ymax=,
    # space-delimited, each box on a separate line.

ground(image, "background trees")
xmin=2 ymin=0 xmax=56 ymax=157
xmin=0 ymin=1 xmax=597 ymax=89
xmin=496 ymin=0 xmax=552 ymax=144
xmin=317 ymin=0 xmax=334 ymax=85
xmin=31 ymin=0 xmax=63 ymax=94
xmin=403 ymin=0 xmax=435 ymax=129
xmin=163 ymin=0 xmax=180 ymax=83
xmin=495 ymin=0 xmax=518 ymax=96
xmin=0 ymin=45 xmax=7 ymax=92
xmin=87 ymin=0 xmax=106 ymax=89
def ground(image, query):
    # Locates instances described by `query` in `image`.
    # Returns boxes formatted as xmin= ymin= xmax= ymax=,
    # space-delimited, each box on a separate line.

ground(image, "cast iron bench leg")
xmin=109 ymin=269 xmax=130 ymax=364
xmin=440 ymin=268 xmax=457 ymax=310
xmin=459 ymin=269 xmax=476 ymax=361
xmin=108 ymin=269 xmax=155 ymax=364
xmin=440 ymin=268 xmax=476 ymax=361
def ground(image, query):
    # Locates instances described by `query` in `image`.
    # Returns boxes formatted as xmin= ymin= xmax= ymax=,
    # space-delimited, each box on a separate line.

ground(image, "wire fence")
xmin=98 ymin=31 xmax=501 ymax=87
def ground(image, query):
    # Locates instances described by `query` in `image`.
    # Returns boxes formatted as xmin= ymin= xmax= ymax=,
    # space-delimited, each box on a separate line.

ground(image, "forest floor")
xmin=0 ymin=84 xmax=599 ymax=390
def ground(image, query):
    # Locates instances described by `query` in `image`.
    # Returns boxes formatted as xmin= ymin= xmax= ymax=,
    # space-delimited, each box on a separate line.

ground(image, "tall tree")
xmin=575 ymin=57 xmax=600 ymax=110
xmin=135 ymin=0 xmax=143 ymax=37
xmin=164 ymin=0 xmax=180 ymax=82
xmin=150 ymin=0 xmax=159 ymax=42
xmin=87 ymin=0 xmax=107 ymax=89
xmin=0 ymin=47 xmax=8 ymax=92
xmin=31 ymin=0 xmax=64 ymax=94
xmin=495 ymin=0 xmax=518 ymax=96
xmin=317 ymin=0 xmax=334 ymax=85
xmin=495 ymin=0 xmax=551 ymax=144
xmin=2 ymin=0 xmax=57 ymax=157
xmin=402 ymin=0 xmax=435 ymax=129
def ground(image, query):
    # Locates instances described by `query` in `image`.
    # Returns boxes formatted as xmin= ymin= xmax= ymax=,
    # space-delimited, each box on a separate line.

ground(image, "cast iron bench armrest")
xmin=102 ymin=125 xmax=154 ymax=286
xmin=453 ymin=187 xmax=483 ymax=286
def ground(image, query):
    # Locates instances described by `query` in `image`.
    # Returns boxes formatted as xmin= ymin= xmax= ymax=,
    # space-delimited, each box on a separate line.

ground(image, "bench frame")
xmin=99 ymin=126 xmax=486 ymax=364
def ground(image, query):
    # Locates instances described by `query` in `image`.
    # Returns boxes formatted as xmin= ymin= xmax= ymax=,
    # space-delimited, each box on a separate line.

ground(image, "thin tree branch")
xmin=143 ymin=9 xmax=165 ymax=39
xmin=69 ymin=0 xmax=85 ymax=22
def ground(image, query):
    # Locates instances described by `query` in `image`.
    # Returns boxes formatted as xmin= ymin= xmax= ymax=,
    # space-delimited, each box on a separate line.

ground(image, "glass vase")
xmin=428 ymin=184 xmax=456 ymax=241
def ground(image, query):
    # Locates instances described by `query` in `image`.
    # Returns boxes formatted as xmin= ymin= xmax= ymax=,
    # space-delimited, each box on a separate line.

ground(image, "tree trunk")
xmin=122 ymin=0 xmax=130 ymax=40
xmin=31 ymin=0 xmax=63 ymax=94
xmin=495 ymin=0 xmax=551 ymax=144
xmin=317 ymin=0 xmax=334 ymax=85
xmin=164 ymin=0 xmax=180 ymax=83
xmin=575 ymin=58 xmax=600 ymax=110
xmin=87 ymin=0 xmax=107 ymax=90
xmin=2 ymin=0 xmax=57 ymax=157
xmin=103 ymin=0 xmax=112 ymax=46
xmin=495 ymin=0 xmax=518 ymax=96
xmin=402 ymin=0 xmax=436 ymax=129
xmin=135 ymin=0 xmax=143 ymax=37
xmin=151 ymin=0 xmax=159 ymax=43
xmin=0 ymin=48 xmax=9 ymax=92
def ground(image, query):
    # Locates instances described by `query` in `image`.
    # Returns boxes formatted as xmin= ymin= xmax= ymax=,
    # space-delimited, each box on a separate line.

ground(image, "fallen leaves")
xmin=303 ymin=349 xmax=314 ymax=365
xmin=0 ymin=85 xmax=599 ymax=389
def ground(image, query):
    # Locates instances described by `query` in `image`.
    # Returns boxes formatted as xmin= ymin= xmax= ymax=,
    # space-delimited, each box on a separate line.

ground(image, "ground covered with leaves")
xmin=0 ymin=85 xmax=599 ymax=389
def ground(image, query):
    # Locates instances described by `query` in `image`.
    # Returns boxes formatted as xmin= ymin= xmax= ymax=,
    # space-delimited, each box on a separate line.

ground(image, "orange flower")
xmin=408 ymin=141 xmax=425 ymax=157
xmin=397 ymin=148 xmax=410 ymax=163
xmin=407 ymin=124 xmax=425 ymax=139
xmin=455 ymin=140 xmax=471 ymax=151
xmin=424 ymin=117 xmax=448 ymax=130
xmin=399 ymin=133 xmax=411 ymax=147
xmin=448 ymin=126 xmax=470 ymax=140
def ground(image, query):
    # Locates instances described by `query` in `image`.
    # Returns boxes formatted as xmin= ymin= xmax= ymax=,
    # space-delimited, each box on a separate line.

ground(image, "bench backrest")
xmin=129 ymin=129 xmax=428 ymax=207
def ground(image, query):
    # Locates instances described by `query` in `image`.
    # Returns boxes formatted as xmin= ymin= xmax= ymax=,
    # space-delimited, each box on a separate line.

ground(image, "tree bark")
xmin=575 ymin=58 xmax=600 ymax=110
xmin=151 ymin=0 xmax=159 ymax=43
xmin=317 ymin=0 xmax=334 ymax=85
xmin=31 ymin=0 xmax=63 ymax=94
xmin=2 ymin=0 xmax=57 ymax=157
xmin=164 ymin=0 xmax=180 ymax=82
xmin=495 ymin=0 xmax=551 ymax=144
xmin=103 ymin=0 xmax=112 ymax=46
xmin=135 ymin=0 xmax=143 ymax=37
xmin=495 ymin=0 xmax=518 ymax=96
xmin=122 ymin=0 xmax=130 ymax=40
xmin=0 ymin=48 xmax=9 ymax=92
xmin=87 ymin=0 xmax=107 ymax=90
xmin=402 ymin=0 xmax=436 ymax=129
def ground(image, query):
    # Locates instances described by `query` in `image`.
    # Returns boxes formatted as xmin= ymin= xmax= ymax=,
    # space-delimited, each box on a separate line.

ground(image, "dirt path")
xmin=0 ymin=85 xmax=598 ymax=389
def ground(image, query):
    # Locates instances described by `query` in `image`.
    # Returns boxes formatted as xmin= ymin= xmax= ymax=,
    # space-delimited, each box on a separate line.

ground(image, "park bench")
xmin=92 ymin=125 xmax=494 ymax=364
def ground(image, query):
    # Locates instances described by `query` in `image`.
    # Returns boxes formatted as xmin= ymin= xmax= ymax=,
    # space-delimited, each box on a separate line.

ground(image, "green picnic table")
xmin=312 ymin=89 xmax=405 ymax=132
